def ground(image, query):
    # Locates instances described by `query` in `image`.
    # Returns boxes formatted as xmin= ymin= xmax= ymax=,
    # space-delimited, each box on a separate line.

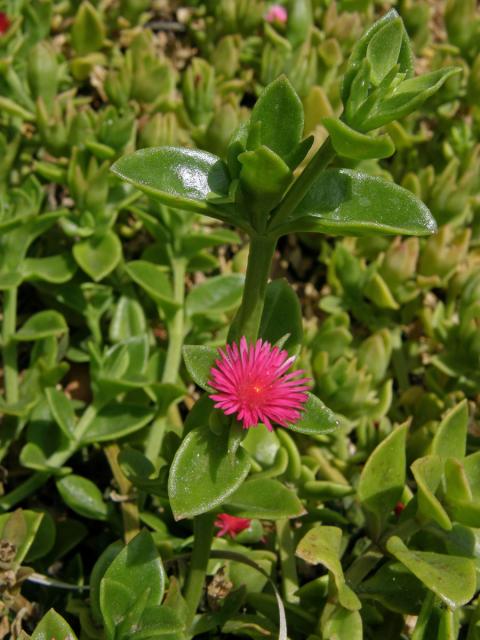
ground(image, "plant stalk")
xmin=104 ymin=443 xmax=139 ymax=542
xmin=184 ymin=513 xmax=216 ymax=630
xmin=270 ymin=137 xmax=335 ymax=232
xmin=2 ymin=287 xmax=19 ymax=404
xmin=229 ymin=234 xmax=277 ymax=343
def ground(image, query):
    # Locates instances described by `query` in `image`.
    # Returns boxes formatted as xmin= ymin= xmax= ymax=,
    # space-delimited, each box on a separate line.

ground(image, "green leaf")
xmin=73 ymin=231 xmax=122 ymax=281
xmin=109 ymin=295 xmax=147 ymax=342
xmin=83 ymin=403 xmax=156 ymax=443
xmin=323 ymin=606 xmax=363 ymax=640
xmin=288 ymin=393 xmax=339 ymax=436
xmin=322 ymin=118 xmax=395 ymax=160
xmin=111 ymin=147 xmax=231 ymax=216
xmin=357 ymin=561 xmax=426 ymax=614
xmin=296 ymin=526 xmax=361 ymax=611
xmin=22 ymin=254 xmax=77 ymax=283
xmin=14 ymin=310 xmax=68 ymax=341
xmin=31 ymin=609 xmax=78 ymax=640
xmin=130 ymin=605 xmax=185 ymax=639
xmin=411 ymin=456 xmax=452 ymax=530
xmin=386 ymin=536 xmax=476 ymax=609
xmin=273 ymin=169 xmax=437 ymax=237
xmin=45 ymin=387 xmax=76 ymax=438
xmin=100 ymin=578 xmax=138 ymax=638
xmin=0 ymin=509 xmax=44 ymax=565
xmin=182 ymin=229 xmax=240 ymax=259
xmin=249 ymin=76 xmax=304 ymax=163
xmin=125 ymin=261 xmax=178 ymax=316
xmin=366 ymin=17 xmax=404 ymax=85
xmin=183 ymin=345 xmax=217 ymax=390
xmin=238 ymin=146 xmax=292 ymax=213
xmin=223 ymin=478 xmax=304 ymax=519
xmin=56 ymin=474 xmax=108 ymax=520
xmin=101 ymin=530 xmax=165 ymax=610
xmin=71 ymin=1 xmax=105 ymax=55
xmin=186 ymin=274 xmax=245 ymax=316
xmin=358 ymin=424 xmax=408 ymax=536
xmin=259 ymin=279 xmax=303 ymax=354
xmin=168 ymin=425 xmax=251 ymax=520
xmin=431 ymin=400 xmax=468 ymax=459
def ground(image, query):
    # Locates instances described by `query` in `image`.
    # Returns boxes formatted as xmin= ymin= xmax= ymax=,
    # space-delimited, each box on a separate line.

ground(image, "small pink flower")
xmin=0 ymin=12 xmax=11 ymax=35
xmin=265 ymin=4 xmax=288 ymax=24
xmin=208 ymin=337 xmax=310 ymax=430
xmin=215 ymin=513 xmax=252 ymax=538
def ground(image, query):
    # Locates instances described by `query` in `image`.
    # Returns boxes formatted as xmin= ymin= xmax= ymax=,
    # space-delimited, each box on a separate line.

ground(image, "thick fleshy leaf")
xmin=31 ymin=609 xmax=78 ymax=640
xmin=358 ymin=424 xmax=407 ymax=536
xmin=45 ymin=387 xmax=76 ymax=438
xmin=82 ymin=403 xmax=156 ymax=443
xmin=22 ymin=254 xmax=77 ymax=283
xmin=109 ymin=295 xmax=147 ymax=342
xmin=168 ymin=425 xmax=251 ymax=520
xmin=323 ymin=607 xmax=363 ymax=640
xmin=366 ymin=17 xmax=404 ymax=85
xmin=111 ymin=147 xmax=230 ymax=215
xmin=183 ymin=345 xmax=217 ymax=390
xmin=249 ymin=76 xmax=304 ymax=163
xmin=238 ymin=146 xmax=292 ymax=213
xmin=357 ymin=561 xmax=426 ymax=614
xmin=14 ymin=310 xmax=68 ymax=341
xmin=125 ymin=261 xmax=178 ymax=316
xmin=259 ymin=279 xmax=303 ymax=354
xmin=411 ymin=456 xmax=452 ymax=530
xmin=224 ymin=478 xmax=305 ymax=519
xmin=288 ymin=393 xmax=339 ymax=435
xmin=431 ymin=400 xmax=468 ymax=459
xmin=73 ymin=231 xmax=122 ymax=281
xmin=186 ymin=274 xmax=245 ymax=316
xmin=272 ymin=169 xmax=437 ymax=237
xmin=322 ymin=118 xmax=395 ymax=160
xmin=0 ymin=510 xmax=44 ymax=565
xmin=56 ymin=474 xmax=108 ymax=520
xmin=296 ymin=526 xmax=361 ymax=611
xmin=386 ymin=536 xmax=476 ymax=609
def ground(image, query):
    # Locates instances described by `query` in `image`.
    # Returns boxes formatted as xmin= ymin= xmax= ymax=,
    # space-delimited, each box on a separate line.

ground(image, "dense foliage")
xmin=0 ymin=0 xmax=479 ymax=639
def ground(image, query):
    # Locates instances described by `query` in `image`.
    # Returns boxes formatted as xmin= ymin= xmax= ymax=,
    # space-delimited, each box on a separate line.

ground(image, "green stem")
xmin=145 ymin=258 xmax=186 ymax=464
xmin=270 ymin=137 xmax=335 ymax=232
xmin=229 ymin=234 xmax=277 ymax=343
xmin=184 ymin=513 xmax=216 ymax=630
xmin=276 ymin=518 xmax=299 ymax=604
xmin=2 ymin=287 xmax=19 ymax=404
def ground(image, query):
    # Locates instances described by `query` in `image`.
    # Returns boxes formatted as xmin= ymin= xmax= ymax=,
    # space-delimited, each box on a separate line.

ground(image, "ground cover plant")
xmin=0 ymin=0 xmax=479 ymax=638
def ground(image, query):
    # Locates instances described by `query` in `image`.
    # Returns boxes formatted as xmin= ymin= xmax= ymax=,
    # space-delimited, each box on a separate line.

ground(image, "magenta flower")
xmin=265 ymin=4 xmax=288 ymax=24
xmin=208 ymin=337 xmax=310 ymax=430
xmin=215 ymin=513 xmax=252 ymax=538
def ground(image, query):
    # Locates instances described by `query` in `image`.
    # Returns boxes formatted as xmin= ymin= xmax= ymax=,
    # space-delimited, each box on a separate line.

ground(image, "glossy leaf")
xmin=259 ymin=279 xmax=303 ymax=354
xmin=323 ymin=606 xmax=363 ymax=640
xmin=22 ymin=254 xmax=77 ymax=283
xmin=357 ymin=561 xmax=426 ymax=614
xmin=45 ymin=387 xmax=76 ymax=438
xmin=366 ymin=17 xmax=404 ymax=85
xmin=31 ymin=609 xmax=78 ymax=640
xmin=183 ymin=345 xmax=217 ymax=390
xmin=238 ymin=146 xmax=292 ymax=213
xmin=168 ymin=425 xmax=251 ymax=520
xmin=358 ymin=424 xmax=407 ymax=536
xmin=186 ymin=274 xmax=245 ymax=316
xmin=431 ymin=400 xmax=468 ymax=459
xmin=14 ymin=310 xmax=68 ymax=341
xmin=296 ymin=526 xmax=361 ymax=611
xmin=322 ymin=118 xmax=395 ymax=160
xmin=111 ymin=147 xmax=231 ymax=216
xmin=249 ymin=75 xmax=304 ymax=163
xmin=272 ymin=169 xmax=437 ymax=237
xmin=386 ymin=536 xmax=476 ymax=609
xmin=56 ymin=474 xmax=108 ymax=520
xmin=411 ymin=456 xmax=452 ymax=530
xmin=288 ymin=393 xmax=339 ymax=435
xmin=73 ymin=231 xmax=122 ymax=281
xmin=83 ymin=403 xmax=156 ymax=443
xmin=125 ymin=261 xmax=178 ymax=315
xmin=224 ymin=478 xmax=305 ymax=519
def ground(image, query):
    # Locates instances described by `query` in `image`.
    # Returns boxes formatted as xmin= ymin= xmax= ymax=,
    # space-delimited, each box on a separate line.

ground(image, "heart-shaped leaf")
xmin=14 ymin=310 xmax=68 ymax=341
xmin=73 ymin=231 xmax=122 ymax=281
xmin=168 ymin=425 xmax=251 ymax=520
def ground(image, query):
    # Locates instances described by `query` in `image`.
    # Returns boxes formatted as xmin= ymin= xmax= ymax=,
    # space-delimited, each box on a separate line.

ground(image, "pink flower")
xmin=208 ymin=337 xmax=310 ymax=430
xmin=265 ymin=4 xmax=288 ymax=24
xmin=0 ymin=12 xmax=11 ymax=35
xmin=215 ymin=513 xmax=252 ymax=538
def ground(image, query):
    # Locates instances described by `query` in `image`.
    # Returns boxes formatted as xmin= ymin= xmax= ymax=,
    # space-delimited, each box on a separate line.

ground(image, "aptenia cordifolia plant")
xmin=2 ymin=2 xmax=480 ymax=639
xmin=106 ymin=11 xmax=457 ymax=637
